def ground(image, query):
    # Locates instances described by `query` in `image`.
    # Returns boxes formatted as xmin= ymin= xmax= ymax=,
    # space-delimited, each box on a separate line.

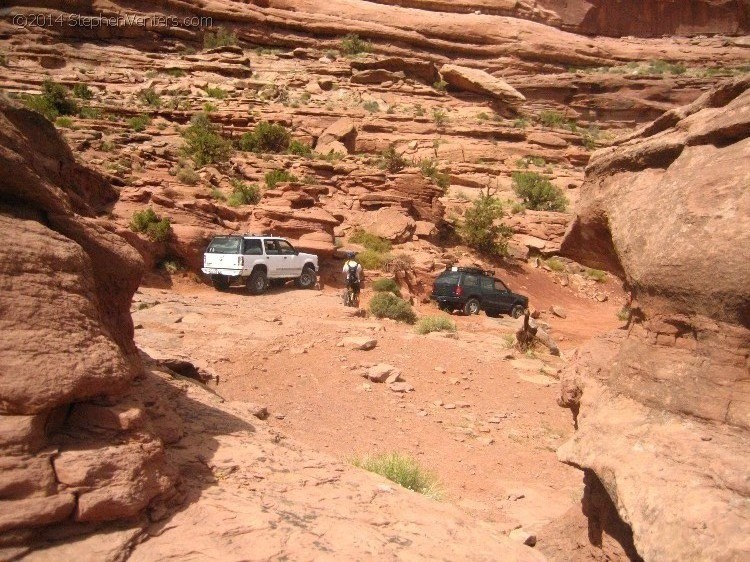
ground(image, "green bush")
xmin=264 ymin=169 xmax=298 ymax=189
xmin=55 ymin=116 xmax=74 ymax=128
xmin=352 ymin=452 xmax=441 ymax=498
xmin=205 ymin=86 xmax=227 ymax=99
xmin=316 ymin=150 xmax=345 ymax=162
xmin=128 ymin=115 xmax=152 ymax=132
xmin=138 ymin=87 xmax=161 ymax=107
xmin=350 ymin=230 xmax=392 ymax=253
xmin=238 ymin=121 xmax=291 ymax=153
xmin=585 ymin=268 xmax=607 ymax=282
xmin=181 ymin=113 xmax=233 ymax=167
xmin=162 ymin=68 xmax=186 ymax=77
xmin=459 ymin=194 xmax=513 ymax=256
xmin=227 ymin=179 xmax=261 ymax=206
xmin=369 ymin=293 xmax=417 ymax=324
xmin=545 ymin=257 xmax=565 ymax=272
xmin=78 ymin=106 xmax=102 ymax=119
xmin=582 ymin=125 xmax=600 ymax=151
xmin=647 ymin=59 xmax=687 ymax=75
xmin=418 ymin=158 xmax=450 ymax=190
xmin=357 ymin=249 xmax=386 ymax=270
xmin=362 ymin=100 xmax=380 ymax=113
xmin=512 ymin=172 xmax=568 ymax=212
xmin=539 ymin=110 xmax=566 ymax=128
xmin=372 ymin=278 xmax=400 ymax=296
xmin=23 ymin=79 xmax=78 ymax=121
xmin=130 ymin=208 xmax=171 ymax=242
xmin=415 ymin=316 xmax=456 ymax=335
xmin=72 ymin=83 xmax=94 ymax=100
xmin=340 ymin=33 xmax=372 ymax=55
xmin=288 ymin=139 xmax=312 ymax=157
xmin=432 ymin=108 xmax=448 ymax=127
xmin=176 ymin=165 xmax=200 ymax=185
xmin=378 ymin=144 xmax=406 ymax=173
xmin=204 ymin=27 xmax=238 ymax=49
xmin=433 ymin=80 xmax=447 ymax=92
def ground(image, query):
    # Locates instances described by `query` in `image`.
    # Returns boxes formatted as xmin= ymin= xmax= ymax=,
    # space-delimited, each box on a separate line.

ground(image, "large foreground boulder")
xmin=557 ymin=77 xmax=750 ymax=561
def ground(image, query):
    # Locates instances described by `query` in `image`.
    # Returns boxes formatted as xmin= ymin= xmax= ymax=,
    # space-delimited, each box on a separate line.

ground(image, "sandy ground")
xmin=132 ymin=266 xmax=624 ymax=552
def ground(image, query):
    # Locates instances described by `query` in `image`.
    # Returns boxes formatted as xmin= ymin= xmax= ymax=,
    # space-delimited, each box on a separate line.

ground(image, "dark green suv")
xmin=430 ymin=266 xmax=528 ymax=318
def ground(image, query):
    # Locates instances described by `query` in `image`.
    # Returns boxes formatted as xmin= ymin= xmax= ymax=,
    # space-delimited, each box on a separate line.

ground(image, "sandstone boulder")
xmin=363 ymin=207 xmax=416 ymax=243
xmin=317 ymin=118 xmax=357 ymax=154
xmin=439 ymin=64 xmax=526 ymax=108
xmin=557 ymin=78 xmax=750 ymax=561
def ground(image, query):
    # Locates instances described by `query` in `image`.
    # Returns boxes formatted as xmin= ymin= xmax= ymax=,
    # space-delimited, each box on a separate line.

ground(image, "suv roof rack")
xmin=447 ymin=265 xmax=495 ymax=277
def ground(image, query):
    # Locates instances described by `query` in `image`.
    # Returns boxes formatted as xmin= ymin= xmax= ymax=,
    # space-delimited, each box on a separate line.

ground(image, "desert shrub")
xmin=78 ymin=106 xmax=102 ymax=119
xmin=204 ymin=27 xmax=238 ymax=49
xmin=55 ymin=116 xmax=74 ymax=128
xmin=340 ymin=33 xmax=372 ymax=55
xmin=357 ymin=249 xmax=386 ymax=270
xmin=181 ymin=113 xmax=233 ymax=167
xmin=545 ymin=257 xmax=565 ymax=272
xmin=0 ymin=54 xmax=6 ymax=67
xmin=238 ymin=121 xmax=291 ymax=153
xmin=372 ymin=278 xmax=400 ymax=296
xmin=138 ymin=87 xmax=161 ymax=107
xmin=264 ymin=169 xmax=298 ymax=189
xmin=477 ymin=112 xmax=489 ymax=120
xmin=160 ymin=259 xmax=183 ymax=274
xmin=539 ymin=110 xmax=566 ymax=128
xmin=646 ymin=59 xmax=687 ymax=75
xmin=176 ymin=164 xmax=200 ymax=185
xmin=23 ymin=79 xmax=78 ymax=121
xmin=72 ymin=83 xmax=94 ymax=100
xmin=414 ymin=104 xmax=425 ymax=117
xmin=510 ymin=201 xmax=526 ymax=214
xmin=415 ymin=316 xmax=456 ymax=335
xmin=352 ymin=452 xmax=441 ymax=498
xmin=381 ymin=253 xmax=414 ymax=274
xmin=162 ymin=68 xmax=186 ymax=77
xmin=362 ymin=100 xmax=380 ymax=112
xmin=205 ymin=86 xmax=227 ymax=99
xmin=433 ymin=80 xmax=447 ymax=92
xmin=369 ymin=293 xmax=417 ymax=324
xmin=581 ymin=125 xmax=600 ymax=151
xmin=130 ymin=208 xmax=171 ymax=242
xmin=418 ymin=158 xmax=450 ymax=190
xmin=316 ymin=150 xmax=345 ymax=161
xmin=288 ymin=139 xmax=312 ymax=157
xmin=585 ymin=267 xmax=607 ymax=282
xmin=432 ymin=108 xmax=448 ymax=127
xmin=210 ymin=188 xmax=226 ymax=201
xmin=378 ymin=144 xmax=407 ymax=173
xmin=512 ymin=172 xmax=568 ymax=212
xmin=128 ymin=114 xmax=152 ymax=132
xmin=617 ymin=306 xmax=631 ymax=322
xmin=459 ymin=194 xmax=513 ymax=256
xmin=512 ymin=116 xmax=529 ymax=129
xmin=227 ymin=179 xmax=261 ymax=206
xmin=202 ymin=102 xmax=217 ymax=113
xmin=350 ymin=230 xmax=392 ymax=253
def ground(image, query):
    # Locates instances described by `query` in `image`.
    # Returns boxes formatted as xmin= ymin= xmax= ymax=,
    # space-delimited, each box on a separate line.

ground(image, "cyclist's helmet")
xmin=345 ymin=251 xmax=356 ymax=259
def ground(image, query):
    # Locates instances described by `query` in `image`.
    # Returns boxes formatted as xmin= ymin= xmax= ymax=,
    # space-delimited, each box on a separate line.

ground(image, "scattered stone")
xmin=389 ymin=382 xmax=414 ymax=393
xmin=443 ymin=403 xmax=457 ymax=410
xmin=338 ymin=337 xmax=377 ymax=351
xmin=246 ymin=403 xmax=269 ymax=420
xmin=509 ymin=528 xmax=537 ymax=547
xmin=385 ymin=372 xmax=402 ymax=384
xmin=366 ymin=364 xmax=396 ymax=383
xmin=550 ymin=306 xmax=567 ymax=319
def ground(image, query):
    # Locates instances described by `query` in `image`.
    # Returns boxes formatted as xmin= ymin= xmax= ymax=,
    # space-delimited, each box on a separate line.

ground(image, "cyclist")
xmin=342 ymin=252 xmax=363 ymax=306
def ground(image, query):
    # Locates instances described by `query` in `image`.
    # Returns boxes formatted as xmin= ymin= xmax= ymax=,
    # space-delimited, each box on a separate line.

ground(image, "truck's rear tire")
xmin=211 ymin=275 xmax=230 ymax=291
xmin=295 ymin=266 xmax=316 ymax=289
xmin=247 ymin=269 xmax=268 ymax=295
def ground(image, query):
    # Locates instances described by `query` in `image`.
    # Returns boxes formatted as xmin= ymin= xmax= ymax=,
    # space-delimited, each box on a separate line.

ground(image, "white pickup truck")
xmin=202 ymin=235 xmax=318 ymax=294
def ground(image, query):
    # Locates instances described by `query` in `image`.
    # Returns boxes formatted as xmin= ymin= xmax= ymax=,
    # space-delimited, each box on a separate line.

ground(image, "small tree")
xmin=227 ymin=179 xmax=262 ymax=206
xmin=459 ymin=194 xmax=513 ymax=256
xmin=340 ymin=34 xmax=373 ymax=55
xmin=379 ymin=144 xmax=406 ymax=173
xmin=237 ymin=121 xmax=291 ymax=153
xmin=512 ymin=172 xmax=568 ymax=212
xmin=182 ymin=113 xmax=233 ymax=167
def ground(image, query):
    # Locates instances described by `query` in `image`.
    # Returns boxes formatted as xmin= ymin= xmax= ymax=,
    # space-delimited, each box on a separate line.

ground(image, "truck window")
xmin=207 ymin=237 xmax=241 ymax=254
xmin=463 ymin=274 xmax=479 ymax=287
xmin=480 ymin=277 xmax=494 ymax=291
xmin=243 ymin=239 xmax=262 ymax=255
xmin=264 ymin=240 xmax=280 ymax=255
xmin=277 ymin=240 xmax=297 ymax=255
xmin=494 ymin=279 xmax=509 ymax=292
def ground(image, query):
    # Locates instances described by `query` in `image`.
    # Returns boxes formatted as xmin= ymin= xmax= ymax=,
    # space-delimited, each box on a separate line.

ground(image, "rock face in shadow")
xmin=557 ymin=78 xmax=750 ymax=561
xmin=0 ymin=99 xmax=178 ymax=544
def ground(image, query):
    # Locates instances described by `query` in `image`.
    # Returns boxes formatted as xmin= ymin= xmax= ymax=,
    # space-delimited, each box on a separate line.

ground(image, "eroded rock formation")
xmin=558 ymin=77 xmax=750 ymax=561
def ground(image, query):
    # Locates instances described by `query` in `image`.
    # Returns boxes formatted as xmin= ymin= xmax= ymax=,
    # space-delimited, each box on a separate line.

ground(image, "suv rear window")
xmin=243 ymin=239 xmax=262 ymax=255
xmin=435 ymin=272 xmax=460 ymax=285
xmin=207 ymin=237 xmax=241 ymax=254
